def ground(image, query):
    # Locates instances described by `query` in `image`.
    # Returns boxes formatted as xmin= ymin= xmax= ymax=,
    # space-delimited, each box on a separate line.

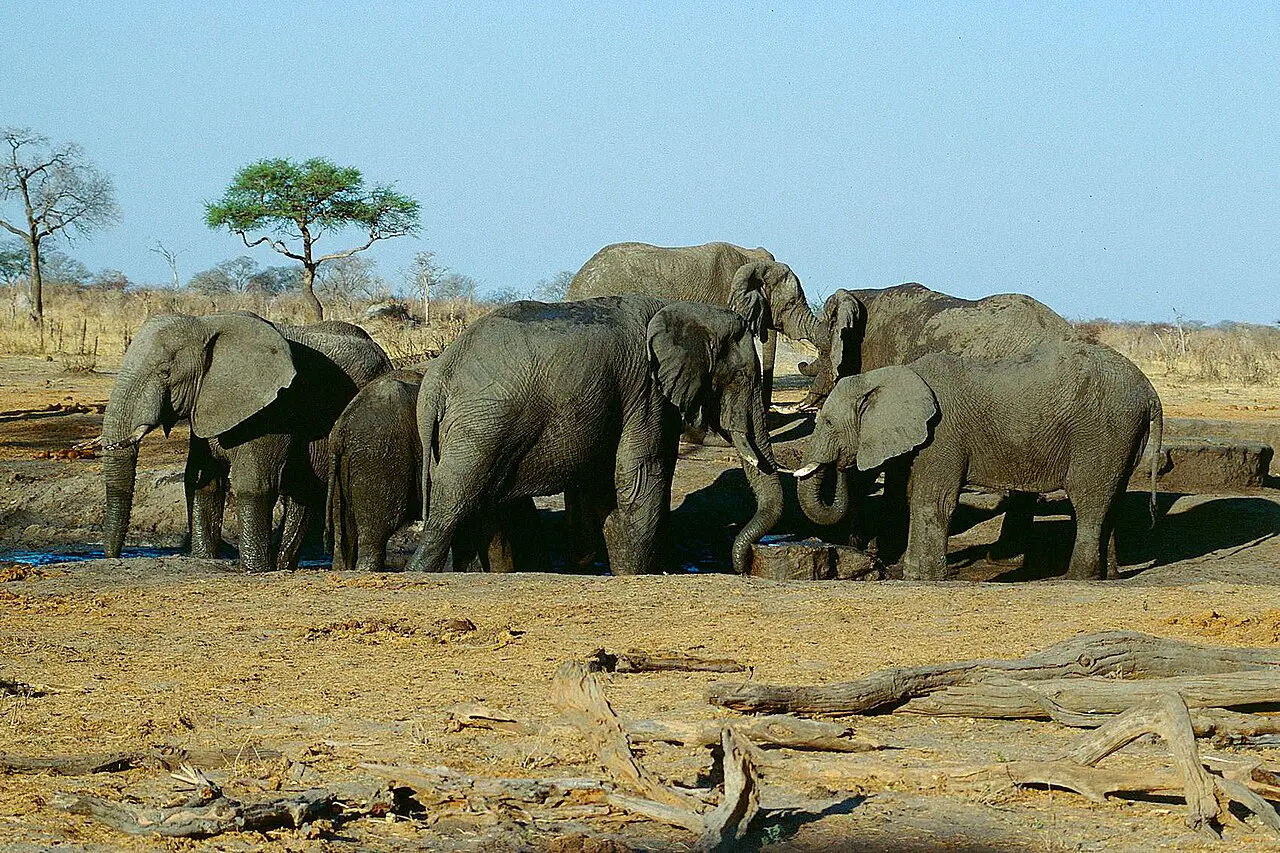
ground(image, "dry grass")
xmin=0 ymin=285 xmax=493 ymax=370
xmin=1079 ymin=318 xmax=1280 ymax=386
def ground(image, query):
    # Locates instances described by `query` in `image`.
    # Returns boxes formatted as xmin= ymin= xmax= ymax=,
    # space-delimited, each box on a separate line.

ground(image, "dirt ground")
xmin=0 ymin=346 xmax=1278 ymax=852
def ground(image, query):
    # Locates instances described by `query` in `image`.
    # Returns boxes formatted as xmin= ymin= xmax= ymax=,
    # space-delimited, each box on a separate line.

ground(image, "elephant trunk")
xmin=775 ymin=299 xmax=825 ymax=349
xmin=796 ymin=463 xmax=850 ymax=527
xmin=102 ymin=443 xmax=139 ymax=558
xmin=727 ymin=399 xmax=783 ymax=574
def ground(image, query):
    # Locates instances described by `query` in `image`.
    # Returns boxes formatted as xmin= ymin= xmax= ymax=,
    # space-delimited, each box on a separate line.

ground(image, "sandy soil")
xmin=0 ymin=347 xmax=1278 ymax=851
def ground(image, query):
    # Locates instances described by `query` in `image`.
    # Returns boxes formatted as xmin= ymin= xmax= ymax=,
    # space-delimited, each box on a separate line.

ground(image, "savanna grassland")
xmin=0 ymin=289 xmax=1277 ymax=852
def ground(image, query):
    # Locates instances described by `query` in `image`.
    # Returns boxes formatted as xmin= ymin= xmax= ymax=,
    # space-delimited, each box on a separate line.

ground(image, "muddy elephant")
xmin=567 ymin=241 xmax=847 ymax=409
xmin=798 ymin=282 xmax=1084 ymax=560
xmin=794 ymin=341 xmax=1163 ymax=581
xmin=326 ymin=368 xmax=544 ymax=573
xmin=102 ymin=312 xmax=391 ymax=572
xmin=406 ymin=296 xmax=783 ymax=576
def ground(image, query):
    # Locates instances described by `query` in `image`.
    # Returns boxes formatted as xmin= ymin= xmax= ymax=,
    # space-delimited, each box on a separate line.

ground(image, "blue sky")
xmin=4 ymin=1 xmax=1278 ymax=322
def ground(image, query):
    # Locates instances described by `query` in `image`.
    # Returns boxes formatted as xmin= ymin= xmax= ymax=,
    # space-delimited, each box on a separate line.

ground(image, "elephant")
xmin=405 ymin=295 xmax=783 ymax=576
xmin=793 ymin=340 xmax=1163 ymax=581
xmin=566 ymin=242 xmax=848 ymax=409
xmin=796 ymin=282 xmax=1084 ymax=562
xmin=326 ymin=367 xmax=545 ymax=573
xmin=102 ymin=312 xmax=391 ymax=572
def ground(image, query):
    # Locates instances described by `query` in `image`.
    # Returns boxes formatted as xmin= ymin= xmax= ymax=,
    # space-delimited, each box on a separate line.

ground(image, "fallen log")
xmin=358 ymin=763 xmax=607 ymax=807
xmin=50 ymin=789 xmax=333 ymax=838
xmin=896 ymin=671 xmax=1280 ymax=719
xmin=626 ymin=715 xmax=880 ymax=753
xmin=707 ymin=631 xmax=1280 ymax=715
xmin=0 ymin=745 xmax=283 ymax=776
xmin=588 ymin=649 xmax=746 ymax=674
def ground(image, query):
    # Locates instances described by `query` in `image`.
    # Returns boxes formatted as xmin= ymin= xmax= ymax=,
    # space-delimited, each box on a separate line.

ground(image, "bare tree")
xmin=404 ymin=250 xmax=446 ymax=324
xmin=149 ymin=240 xmax=183 ymax=290
xmin=0 ymin=127 xmax=120 ymax=325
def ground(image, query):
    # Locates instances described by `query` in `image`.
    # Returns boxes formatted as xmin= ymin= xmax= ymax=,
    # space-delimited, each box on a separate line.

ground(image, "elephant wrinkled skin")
xmin=796 ymin=341 xmax=1163 ymax=582
xmin=102 ymin=312 xmax=391 ymax=572
xmin=326 ymin=368 xmax=544 ymax=573
xmin=567 ymin=241 xmax=842 ymax=409
xmin=406 ymin=296 xmax=783 ymax=576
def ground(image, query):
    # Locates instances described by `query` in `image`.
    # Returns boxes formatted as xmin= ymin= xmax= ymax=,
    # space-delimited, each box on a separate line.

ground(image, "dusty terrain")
xmin=0 ymin=345 xmax=1278 ymax=852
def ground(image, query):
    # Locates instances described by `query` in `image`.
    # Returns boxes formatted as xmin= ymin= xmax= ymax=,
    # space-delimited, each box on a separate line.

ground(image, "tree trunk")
xmin=25 ymin=237 xmax=42 ymax=329
xmin=301 ymin=264 xmax=324 ymax=322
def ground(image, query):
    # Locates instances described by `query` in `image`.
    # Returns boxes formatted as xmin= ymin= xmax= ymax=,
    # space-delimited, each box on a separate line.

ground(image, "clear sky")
xmin=4 ymin=1 xmax=1278 ymax=322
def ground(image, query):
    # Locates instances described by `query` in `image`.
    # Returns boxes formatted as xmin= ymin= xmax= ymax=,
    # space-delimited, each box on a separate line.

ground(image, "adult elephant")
xmin=406 ymin=296 xmax=783 ymax=576
xmin=797 ymin=283 xmax=1083 ymax=562
xmin=102 ymin=312 xmax=391 ymax=572
xmin=793 ymin=341 xmax=1163 ymax=581
xmin=326 ymin=368 xmax=544 ymax=573
xmin=567 ymin=242 xmax=843 ymax=409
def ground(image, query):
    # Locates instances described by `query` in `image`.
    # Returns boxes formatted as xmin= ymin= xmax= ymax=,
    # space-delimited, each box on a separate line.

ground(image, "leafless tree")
xmin=0 ymin=127 xmax=120 ymax=325
xmin=150 ymin=240 xmax=183 ymax=290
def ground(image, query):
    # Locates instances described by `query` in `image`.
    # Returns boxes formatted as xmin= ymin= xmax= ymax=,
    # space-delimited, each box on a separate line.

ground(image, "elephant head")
xmin=101 ymin=312 xmax=296 ymax=557
xmin=793 ymin=366 xmax=938 ymax=526
xmin=796 ymin=289 xmax=866 ymax=410
xmin=646 ymin=302 xmax=784 ymax=573
xmin=728 ymin=260 xmax=823 ymax=347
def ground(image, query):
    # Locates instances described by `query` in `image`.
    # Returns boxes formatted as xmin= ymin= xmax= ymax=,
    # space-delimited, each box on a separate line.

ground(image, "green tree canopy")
xmin=205 ymin=157 xmax=419 ymax=320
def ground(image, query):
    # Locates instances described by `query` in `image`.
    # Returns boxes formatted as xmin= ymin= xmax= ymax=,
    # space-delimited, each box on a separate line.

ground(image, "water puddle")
xmin=0 ymin=547 xmax=330 ymax=568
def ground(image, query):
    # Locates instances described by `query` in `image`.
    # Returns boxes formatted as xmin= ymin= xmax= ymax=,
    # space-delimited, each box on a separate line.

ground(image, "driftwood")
xmin=551 ymin=660 xmax=762 ymax=849
xmin=587 ymin=649 xmax=746 ymax=674
xmin=359 ymin=763 xmax=607 ymax=808
xmin=50 ymin=788 xmax=333 ymax=838
xmin=447 ymin=703 xmax=538 ymax=735
xmin=708 ymin=631 xmax=1280 ymax=715
xmin=0 ymin=745 xmax=284 ymax=776
xmin=626 ymin=715 xmax=880 ymax=753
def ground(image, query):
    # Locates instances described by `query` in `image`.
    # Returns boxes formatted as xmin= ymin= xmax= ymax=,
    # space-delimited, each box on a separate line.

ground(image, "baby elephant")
xmin=326 ymin=369 xmax=543 ymax=572
xmin=794 ymin=341 xmax=1163 ymax=581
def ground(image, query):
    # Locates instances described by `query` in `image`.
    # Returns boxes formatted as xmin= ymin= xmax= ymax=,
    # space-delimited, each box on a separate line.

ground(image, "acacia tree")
xmin=0 ymin=127 xmax=119 ymax=325
xmin=205 ymin=158 xmax=419 ymax=320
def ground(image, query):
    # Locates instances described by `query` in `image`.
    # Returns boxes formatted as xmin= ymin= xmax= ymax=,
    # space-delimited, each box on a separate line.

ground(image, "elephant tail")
xmin=1146 ymin=393 xmax=1165 ymax=530
xmin=418 ymin=378 xmax=444 ymax=526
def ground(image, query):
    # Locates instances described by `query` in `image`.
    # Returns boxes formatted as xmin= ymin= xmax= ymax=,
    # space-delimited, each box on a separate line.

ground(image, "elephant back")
xmin=567 ymin=241 xmax=768 ymax=306
xmin=280 ymin=320 xmax=393 ymax=387
xmin=854 ymin=283 xmax=1080 ymax=372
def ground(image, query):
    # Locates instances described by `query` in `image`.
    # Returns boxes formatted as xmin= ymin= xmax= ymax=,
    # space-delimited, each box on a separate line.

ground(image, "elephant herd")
xmin=100 ymin=241 xmax=1163 ymax=582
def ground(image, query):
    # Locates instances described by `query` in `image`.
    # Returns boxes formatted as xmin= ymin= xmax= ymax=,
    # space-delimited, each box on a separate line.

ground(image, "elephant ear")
xmin=728 ymin=262 xmax=771 ymax=341
xmin=191 ymin=313 xmax=296 ymax=438
xmin=824 ymin=289 xmax=866 ymax=377
xmin=855 ymin=366 xmax=938 ymax=472
xmin=646 ymin=304 xmax=715 ymax=423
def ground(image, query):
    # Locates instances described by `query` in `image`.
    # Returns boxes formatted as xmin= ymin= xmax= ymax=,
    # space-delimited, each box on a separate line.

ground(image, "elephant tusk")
xmin=792 ymin=463 xmax=820 ymax=479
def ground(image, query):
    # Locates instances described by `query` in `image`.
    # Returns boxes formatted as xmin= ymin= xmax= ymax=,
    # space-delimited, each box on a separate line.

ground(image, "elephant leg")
xmin=761 ymin=328 xmax=777 ymax=411
xmin=234 ymin=490 xmax=278 ymax=573
xmin=1064 ymin=491 xmax=1110 ymax=581
xmin=901 ymin=484 xmax=958 ymax=582
xmin=987 ymin=491 xmax=1036 ymax=567
xmin=185 ymin=441 xmax=227 ymax=559
xmin=275 ymin=498 xmax=312 ymax=572
xmin=565 ymin=480 xmax=612 ymax=568
xmin=450 ymin=511 xmax=489 ymax=572
xmin=603 ymin=442 xmax=670 ymax=576
xmin=489 ymin=497 xmax=545 ymax=573
xmin=409 ymin=464 xmax=485 ymax=573
xmin=876 ymin=460 xmax=912 ymax=563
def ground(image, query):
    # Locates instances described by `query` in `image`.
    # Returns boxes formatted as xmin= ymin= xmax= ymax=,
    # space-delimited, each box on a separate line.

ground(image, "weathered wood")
xmin=588 ymin=649 xmax=746 ymax=674
xmin=626 ymin=715 xmax=880 ymax=753
xmin=50 ymin=789 xmax=334 ymax=837
xmin=0 ymin=745 xmax=283 ymax=776
xmin=358 ymin=763 xmax=606 ymax=806
xmin=707 ymin=631 xmax=1280 ymax=716
xmin=551 ymin=660 xmax=702 ymax=810
xmin=1067 ymin=693 xmax=1218 ymax=835
xmin=447 ymin=703 xmax=538 ymax=735
xmin=897 ymin=671 xmax=1280 ymax=719
xmin=748 ymin=541 xmax=880 ymax=582
xmin=695 ymin=727 xmax=760 ymax=852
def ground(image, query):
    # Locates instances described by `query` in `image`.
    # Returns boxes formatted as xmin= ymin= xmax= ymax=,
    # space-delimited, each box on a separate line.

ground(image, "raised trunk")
xmin=102 ymin=446 xmax=138 ymax=558
xmin=796 ymin=464 xmax=850 ymax=527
